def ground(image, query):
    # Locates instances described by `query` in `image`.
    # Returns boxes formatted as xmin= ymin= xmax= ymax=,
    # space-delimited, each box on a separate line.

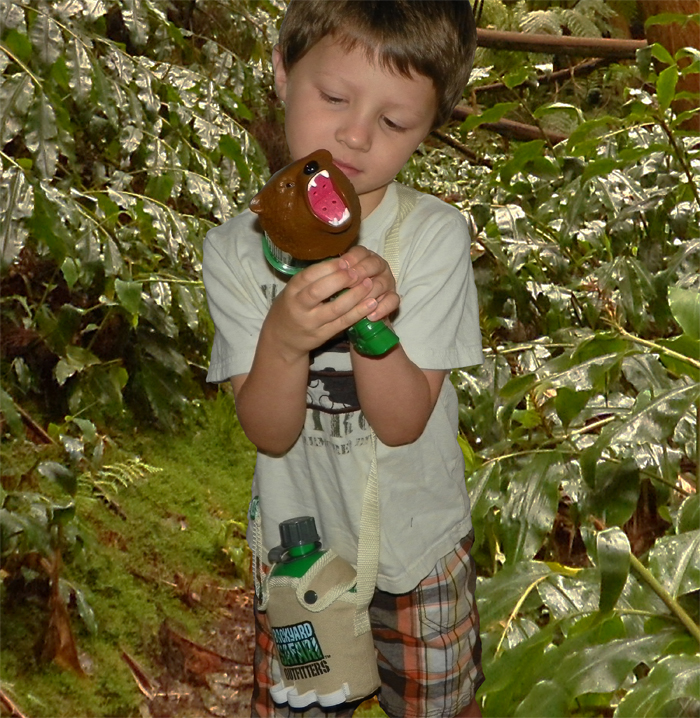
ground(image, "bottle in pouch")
xmin=263 ymin=516 xmax=380 ymax=709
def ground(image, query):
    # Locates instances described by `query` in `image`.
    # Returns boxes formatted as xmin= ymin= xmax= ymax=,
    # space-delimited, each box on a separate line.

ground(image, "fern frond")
xmin=520 ymin=10 xmax=563 ymax=36
xmin=575 ymin=0 xmax=618 ymax=21
xmin=480 ymin=0 xmax=512 ymax=31
xmin=78 ymin=458 xmax=162 ymax=495
xmin=561 ymin=9 xmax=603 ymax=38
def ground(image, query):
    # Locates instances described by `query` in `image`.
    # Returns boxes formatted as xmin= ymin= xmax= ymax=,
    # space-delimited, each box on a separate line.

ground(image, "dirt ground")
xmin=132 ymin=585 xmax=256 ymax=718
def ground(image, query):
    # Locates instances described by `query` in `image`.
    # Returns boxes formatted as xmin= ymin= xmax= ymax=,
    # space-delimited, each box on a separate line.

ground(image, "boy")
xmin=203 ymin=1 xmax=484 ymax=716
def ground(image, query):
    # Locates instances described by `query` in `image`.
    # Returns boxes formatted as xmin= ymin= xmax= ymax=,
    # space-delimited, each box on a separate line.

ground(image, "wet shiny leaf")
xmin=501 ymin=452 xmax=562 ymax=563
xmin=614 ymin=654 xmax=700 ymax=717
xmin=648 ymin=530 xmax=700 ymax=599
xmin=596 ymin=528 xmax=630 ymax=613
xmin=26 ymin=91 xmax=58 ymax=178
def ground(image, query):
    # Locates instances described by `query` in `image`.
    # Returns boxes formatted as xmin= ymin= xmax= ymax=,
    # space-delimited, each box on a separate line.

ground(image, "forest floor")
xmin=1 ymin=393 xmax=383 ymax=717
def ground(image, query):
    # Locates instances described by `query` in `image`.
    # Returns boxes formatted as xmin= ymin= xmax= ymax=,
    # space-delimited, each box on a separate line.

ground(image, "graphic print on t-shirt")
xmin=307 ymin=336 xmax=359 ymax=414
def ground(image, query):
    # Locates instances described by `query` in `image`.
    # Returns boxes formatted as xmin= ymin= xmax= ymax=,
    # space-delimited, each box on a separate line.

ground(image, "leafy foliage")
xmin=0 ymin=0 xmax=278 ymax=428
xmin=1 ymin=0 xmax=699 ymax=715
xmin=442 ymin=31 xmax=700 ymax=718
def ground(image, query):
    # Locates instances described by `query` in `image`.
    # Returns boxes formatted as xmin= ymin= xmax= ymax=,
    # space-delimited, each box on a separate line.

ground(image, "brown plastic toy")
xmin=250 ymin=149 xmax=361 ymax=261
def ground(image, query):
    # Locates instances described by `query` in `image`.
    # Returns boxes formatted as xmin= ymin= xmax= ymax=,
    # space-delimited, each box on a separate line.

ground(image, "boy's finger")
xmin=367 ymin=292 xmax=400 ymax=321
xmin=313 ymin=282 xmax=375 ymax=324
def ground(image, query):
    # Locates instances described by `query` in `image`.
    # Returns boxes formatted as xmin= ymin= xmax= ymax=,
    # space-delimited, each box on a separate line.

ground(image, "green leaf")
xmin=584 ymin=382 xmax=700 ymax=480
xmin=71 ymin=417 xmax=97 ymax=443
xmin=553 ymin=631 xmax=677 ymax=699
xmin=581 ymin=158 xmax=618 ymax=183
xmin=500 ymin=373 xmax=537 ymax=400
xmin=481 ymin=622 xmax=559 ymax=714
xmin=645 ymin=13 xmax=700 ymax=29
xmin=478 ymin=561 xmax=553 ymax=631
xmin=26 ymin=91 xmax=58 ymax=179
xmin=581 ymin=459 xmax=640 ymax=528
xmin=73 ymin=585 xmax=98 ymax=634
xmin=658 ymin=335 xmax=700 ymax=381
xmin=514 ymin=680 xmax=570 ymax=717
xmin=28 ymin=186 xmax=70 ymax=264
xmin=0 ymin=387 xmax=23 ymax=436
xmin=656 ymin=65 xmax=678 ymax=113
xmin=38 ymin=461 xmax=77 ymax=496
xmin=504 ymin=66 xmax=532 ymax=89
xmin=54 ymin=346 xmax=101 ymax=386
xmin=52 ymin=502 xmax=76 ymax=526
xmin=676 ymin=495 xmax=700 ymax=535
xmin=555 ymin=387 xmax=589 ymax=428
xmin=648 ymin=530 xmax=700 ymax=599
xmin=464 ymin=462 xmax=501 ymax=548
xmin=67 ymin=364 xmax=128 ymax=417
xmin=460 ymin=102 xmax=519 ymax=133
xmin=501 ymin=452 xmax=562 ymax=563
xmin=2 ymin=30 xmax=33 ymax=64
xmin=596 ymin=528 xmax=631 ymax=613
xmin=649 ymin=42 xmax=675 ymax=67
xmin=115 ymin=278 xmax=142 ymax=316
xmin=669 ymin=286 xmax=700 ymax=340
xmin=615 ymin=654 xmax=700 ymax=717
xmin=533 ymin=102 xmax=583 ymax=123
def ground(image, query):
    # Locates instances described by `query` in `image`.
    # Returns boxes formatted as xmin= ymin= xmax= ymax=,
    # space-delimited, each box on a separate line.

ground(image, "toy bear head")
xmin=250 ymin=149 xmax=361 ymax=261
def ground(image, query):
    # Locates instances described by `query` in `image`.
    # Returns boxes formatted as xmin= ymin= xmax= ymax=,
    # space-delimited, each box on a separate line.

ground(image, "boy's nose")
xmin=336 ymin=116 xmax=372 ymax=152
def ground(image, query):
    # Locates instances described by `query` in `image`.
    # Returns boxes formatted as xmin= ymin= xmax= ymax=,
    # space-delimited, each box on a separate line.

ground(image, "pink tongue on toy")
xmin=309 ymin=174 xmax=348 ymax=225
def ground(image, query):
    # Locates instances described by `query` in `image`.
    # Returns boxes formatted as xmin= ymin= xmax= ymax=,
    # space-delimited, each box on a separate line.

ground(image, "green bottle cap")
xmin=348 ymin=318 xmax=400 ymax=356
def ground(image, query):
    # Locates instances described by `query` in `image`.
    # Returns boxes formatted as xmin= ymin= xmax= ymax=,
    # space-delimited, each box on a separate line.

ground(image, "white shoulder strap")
xmin=353 ymin=184 xmax=421 ymax=634
xmin=382 ymin=183 xmax=422 ymax=282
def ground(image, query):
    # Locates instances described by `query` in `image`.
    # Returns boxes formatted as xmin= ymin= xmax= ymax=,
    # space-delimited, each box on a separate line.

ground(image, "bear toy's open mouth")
xmin=307 ymin=170 xmax=351 ymax=227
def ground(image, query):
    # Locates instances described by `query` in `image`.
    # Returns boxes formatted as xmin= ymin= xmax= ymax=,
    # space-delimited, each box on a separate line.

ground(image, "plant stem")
xmin=629 ymin=553 xmax=700 ymax=645
xmin=657 ymin=115 xmax=700 ymax=206
xmin=695 ymin=401 xmax=700 ymax=488
xmin=615 ymin=326 xmax=700 ymax=372
xmin=495 ymin=575 xmax=549 ymax=657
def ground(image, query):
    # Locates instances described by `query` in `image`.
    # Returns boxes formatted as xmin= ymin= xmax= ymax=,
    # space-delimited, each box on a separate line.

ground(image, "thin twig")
xmin=430 ymin=130 xmax=493 ymax=168
xmin=16 ymin=403 xmax=55 ymax=444
xmin=474 ymin=58 xmax=609 ymax=94
xmin=0 ymin=688 xmax=29 ymax=718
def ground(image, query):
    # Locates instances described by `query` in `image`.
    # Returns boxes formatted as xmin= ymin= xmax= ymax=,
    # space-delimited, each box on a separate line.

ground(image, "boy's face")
xmin=273 ymin=36 xmax=437 ymax=217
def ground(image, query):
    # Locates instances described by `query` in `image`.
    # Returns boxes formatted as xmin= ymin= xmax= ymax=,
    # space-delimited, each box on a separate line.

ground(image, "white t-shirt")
xmin=204 ymin=182 xmax=483 ymax=593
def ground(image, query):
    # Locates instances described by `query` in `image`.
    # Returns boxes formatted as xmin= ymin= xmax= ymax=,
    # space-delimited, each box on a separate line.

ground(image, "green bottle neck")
xmin=288 ymin=542 xmax=319 ymax=558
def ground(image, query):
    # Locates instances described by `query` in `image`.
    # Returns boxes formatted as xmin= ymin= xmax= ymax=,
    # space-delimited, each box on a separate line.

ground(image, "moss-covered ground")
xmin=1 ymin=392 xmax=386 ymax=717
xmin=1 ymin=391 xmax=256 ymax=716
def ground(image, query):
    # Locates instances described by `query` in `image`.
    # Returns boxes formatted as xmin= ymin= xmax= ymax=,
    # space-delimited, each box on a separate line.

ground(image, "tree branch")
xmin=477 ymin=29 xmax=646 ymax=59
xmin=430 ymin=129 xmax=493 ymax=168
xmin=451 ymin=104 xmax=568 ymax=144
xmin=474 ymin=57 xmax=609 ymax=94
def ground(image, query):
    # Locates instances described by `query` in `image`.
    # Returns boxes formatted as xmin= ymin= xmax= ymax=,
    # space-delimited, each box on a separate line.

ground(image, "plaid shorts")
xmin=251 ymin=532 xmax=484 ymax=718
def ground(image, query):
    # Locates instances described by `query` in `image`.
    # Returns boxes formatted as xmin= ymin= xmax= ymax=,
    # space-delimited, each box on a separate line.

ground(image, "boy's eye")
xmin=383 ymin=117 xmax=407 ymax=132
xmin=320 ymin=91 xmax=343 ymax=104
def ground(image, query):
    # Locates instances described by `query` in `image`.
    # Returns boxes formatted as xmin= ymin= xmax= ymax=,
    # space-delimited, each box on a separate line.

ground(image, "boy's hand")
xmin=263 ymin=257 xmax=387 ymax=360
xmin=340 ymin=246 xmax=399 ymax=322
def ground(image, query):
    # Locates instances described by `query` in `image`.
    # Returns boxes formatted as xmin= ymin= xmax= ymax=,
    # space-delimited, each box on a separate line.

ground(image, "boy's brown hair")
xmin=277 ymin=0 xmax=477 ymax=129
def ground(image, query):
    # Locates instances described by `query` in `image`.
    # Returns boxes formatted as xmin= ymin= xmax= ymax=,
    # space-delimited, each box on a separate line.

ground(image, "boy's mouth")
xmin=307 ymin=170 xmax=351 ymax=227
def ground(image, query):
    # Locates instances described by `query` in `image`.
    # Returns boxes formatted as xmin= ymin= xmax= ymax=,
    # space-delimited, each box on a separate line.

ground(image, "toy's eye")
xmin=304 ymin=161 xmax=319 ymax=175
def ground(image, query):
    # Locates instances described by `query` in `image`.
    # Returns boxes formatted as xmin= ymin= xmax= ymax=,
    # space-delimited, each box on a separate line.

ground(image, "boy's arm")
xmin=351 ymin=347 xmax=447 ymax=446
xmin=232 ymin=251 xmax=398 ymax=455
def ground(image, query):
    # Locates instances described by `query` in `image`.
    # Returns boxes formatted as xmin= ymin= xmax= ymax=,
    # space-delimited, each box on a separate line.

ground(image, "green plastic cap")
xmin=347 ymin=318 xmax=400 ymax=356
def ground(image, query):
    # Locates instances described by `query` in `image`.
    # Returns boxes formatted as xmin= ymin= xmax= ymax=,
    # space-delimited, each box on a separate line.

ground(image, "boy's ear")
xmin=272 ymin=45 xmax=288 ymax=102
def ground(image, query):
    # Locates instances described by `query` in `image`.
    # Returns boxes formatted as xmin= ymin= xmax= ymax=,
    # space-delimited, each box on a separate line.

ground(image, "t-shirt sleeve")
xmin=393 ymin=204 xmax=483 ymax=370
xmin=202 ymin=224 xmax=267 ymax=383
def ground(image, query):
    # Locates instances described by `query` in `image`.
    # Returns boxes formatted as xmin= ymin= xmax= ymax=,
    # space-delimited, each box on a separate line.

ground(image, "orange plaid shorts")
xmin=251 ymin=532 xmax=483 ymax=717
